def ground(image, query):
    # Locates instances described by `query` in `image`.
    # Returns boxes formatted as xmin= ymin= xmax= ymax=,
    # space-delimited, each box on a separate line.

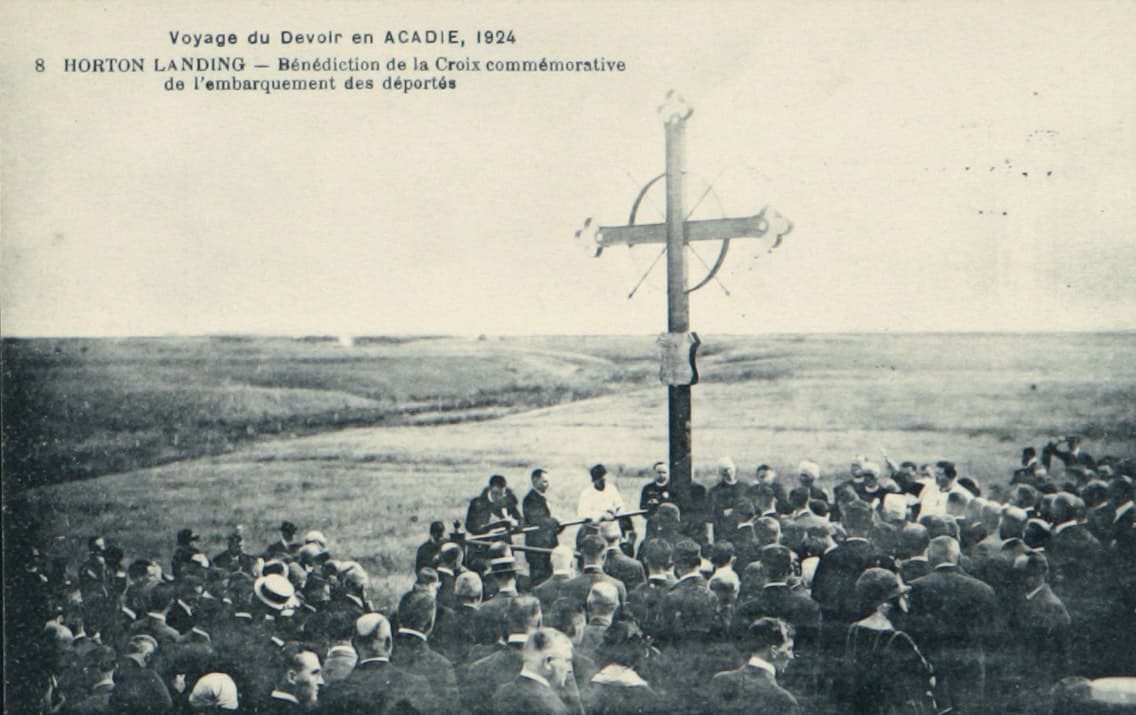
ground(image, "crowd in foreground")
xmin=7 ymin=435 xmax=1136 ymax=714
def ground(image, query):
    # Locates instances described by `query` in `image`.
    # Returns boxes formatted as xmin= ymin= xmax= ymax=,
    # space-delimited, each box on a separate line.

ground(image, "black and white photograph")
xmin=2 ymin=1 xmax=1134 ymax=713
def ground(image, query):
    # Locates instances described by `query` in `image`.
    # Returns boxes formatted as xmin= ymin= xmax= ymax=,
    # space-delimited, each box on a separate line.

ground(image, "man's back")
xmin=627 ymin=577 xmax=673 ymax=639
xmin=908 ymin=564 xmax=997 ymax=654
xmin=460 ymin=645 xmax=525 ymax=715
xmin=321 ymin=658 xmax=431 ymax=715
xmin=492 ymin=674 xmax=570 ymax=715
xmin=709 ymin=664 xmax=800 ymax=715
xmin=811 ymin=539 xmax=885 ymax=622
xmin=659 ymin=574 xmax=717 ymax=642
xmin=603 ymin=549 xmax=646 ymax=591
xmin=561 ymin=569 xmax=627 ymax=610
xmin=391 ymin=632 xmax=459 ymax=710
xmin=533 ymin=574 xmax=571 ymax=612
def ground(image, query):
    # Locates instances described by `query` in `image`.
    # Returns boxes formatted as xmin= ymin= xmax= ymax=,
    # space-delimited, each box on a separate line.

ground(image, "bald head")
xmin=550 ymin=546 xmax=576 ymax=576
xmin=927 ymin=535 xmax=961 ymax=568
xmin=355 ymin=613 xmax=393 ymax=658
xmin=454 ymin=572 xmax=483 ymax=604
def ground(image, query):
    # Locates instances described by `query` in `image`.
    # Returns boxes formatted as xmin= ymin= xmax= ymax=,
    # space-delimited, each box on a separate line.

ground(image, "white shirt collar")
xmin=270 ymin=690 xmax=300 ymax=704
xmin=398 ymin=628 xmax=428 ymax=641
xmin=519 ymin=668 xmax=551 ymax=688
xmin=1025 ymin=584 xmax=1046 ymax=600
xmin=675 ymin=571 xmax=702 ymax=585
xmin=507 ymin=633 xmax=529 ymax=645
xmin=328 ymin=644 xmax=356 ymax=655
xmin=747 ymin=655 xmax=776 ymax=677
xmin=1053 ymin=520 xmax=1078 ymax=535
xmin=552 ymin=569 xmax=573 ymax=577
xmin=359 ymin=656 xmax=390 ymax=664
xmin=1115 ymin=501 xmax=1134 ymax=522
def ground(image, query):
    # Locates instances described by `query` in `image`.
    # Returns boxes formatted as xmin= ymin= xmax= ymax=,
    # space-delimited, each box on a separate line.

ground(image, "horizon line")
xmin=3 ymin=328 xmax=1135 ymax=341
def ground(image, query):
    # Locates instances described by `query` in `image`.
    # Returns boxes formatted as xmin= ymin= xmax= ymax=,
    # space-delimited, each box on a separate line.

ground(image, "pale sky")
xmin=2 ymin=1 xmax=1133 ymax=337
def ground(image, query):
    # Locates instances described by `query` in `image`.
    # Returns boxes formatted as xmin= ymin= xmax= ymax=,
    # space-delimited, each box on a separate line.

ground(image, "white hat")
xmin=303 ymin=530 xmax=327 ymax=547
xmin=188 ymin=673 xmax=239 ymax=710
xmin=798 ymin=461 xmax=821 ymax=480
xmin=253 ymin=574 xmax=296 ymax=611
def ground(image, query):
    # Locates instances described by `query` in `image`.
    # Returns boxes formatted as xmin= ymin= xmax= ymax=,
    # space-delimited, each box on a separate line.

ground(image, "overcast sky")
xmin=2 ymin=1 xmax=1133 ymax=337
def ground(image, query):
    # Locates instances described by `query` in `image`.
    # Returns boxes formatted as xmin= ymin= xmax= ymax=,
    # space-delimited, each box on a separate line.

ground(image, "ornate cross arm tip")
xmin=574 ymin=216 xmax=605 ymax=257
xmin=657 ymin=90 xmax=693 ymax=124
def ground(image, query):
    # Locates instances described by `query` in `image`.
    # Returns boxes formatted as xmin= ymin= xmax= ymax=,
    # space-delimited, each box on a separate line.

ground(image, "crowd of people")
xmin=7 ymin=436 xmax=1136 ymax=714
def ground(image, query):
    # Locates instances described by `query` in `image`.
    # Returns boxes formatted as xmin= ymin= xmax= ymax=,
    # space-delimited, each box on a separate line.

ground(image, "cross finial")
xmin=657 ymin=90 xmax=693 ymax=125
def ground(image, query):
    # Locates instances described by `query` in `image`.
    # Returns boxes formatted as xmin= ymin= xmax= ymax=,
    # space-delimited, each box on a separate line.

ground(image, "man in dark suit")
xmin=68 ymin=645 xmax=117 ymax=714
xmin=708 ymin=457 xmax=746 ymax=543
xmin=321 ymin=612 xmax=430 ymax=714
xmin=534 ymin=546 xmax=576 ymax=613
xmin=1008 ymin=551 xmax=1070 ymax=700
xmin=523 ymin=468 xmax=561 ymax=586
xmin=432 ymin=572 xmax=495 ymax=667
xmin=658 ymin=539 xmax=718 ymax=644
xmin=640 ymin=461 xmax=677 ymax=541
xmin=709 ymin=617 xmax=800 ymax=715
xmin=600 ymin=520 xmax=646 ymax=591
xmin=108 ymin=635 xmax=174 ymax=714
xmin=475 ymin=549 xmax=522 ymax=643
xmin=391 ymin=590 xmax=460 ymax=709
xmin=170 ymin=528 xmax=203 ymax=580
xmin=733 ymin=545 xmax=821 ymax=694
xmin=130 ymin=582 xmax=183 ymax=646
xmin=212 ymin=525 xmax=258 ymax=576
xmin=908 ymin=535 xmax=998 ymax=715
xmin=491 ymin=629 xmax=574 ymax=715
xmin=1047 ymin=491 xmax=1107 ymax=674
xmin=810 ymin=501 xmax=886 ymax=655
xmin=461 ymin=596 xmax=543 ymax=715
xmin=415 ymin=521 xmax=448 ymax=574
xmin=435 ymin=542 xmax=465 ymax=610
xmin=627 ymin=539 xmax=675 ymax=639
xmin=466 ymin=475 xmax=522 ymax=538
xmin=561 ymin=535 xmax=627 ymax=610
xmin=263 ymin=520 xmax=300 ymax=560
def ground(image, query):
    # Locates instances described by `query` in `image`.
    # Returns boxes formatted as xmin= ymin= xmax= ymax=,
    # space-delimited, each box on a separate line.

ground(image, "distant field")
xmin=1 ymin=335 xmax=659 ymax=491
xmin=10 ymin=332 xmax=1136 ymax=607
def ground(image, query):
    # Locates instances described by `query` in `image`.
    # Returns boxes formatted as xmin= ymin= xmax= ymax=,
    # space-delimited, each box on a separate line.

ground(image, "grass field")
xmin=9 ymin=332 xmax=1136 ymax=608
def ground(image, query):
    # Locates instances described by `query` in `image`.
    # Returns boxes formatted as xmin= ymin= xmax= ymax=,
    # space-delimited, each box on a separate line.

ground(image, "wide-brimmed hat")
xmin=253 ymin=574 xmax=297 ymax=611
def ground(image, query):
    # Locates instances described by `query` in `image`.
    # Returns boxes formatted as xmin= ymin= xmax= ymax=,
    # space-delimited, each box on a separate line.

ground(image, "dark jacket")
xmin=466 ymin=488 xmax=522 ymax=536
xmin=811 ymin=539 xmax=889 ymax=623
xmin=523 ymin=490 xmax=560 ymax=549
xmin=709 ymin=663 xmax=800 ymax=715
xmin=492 ymin=674 xmax=570 ymax=715
xmin=108 ymin=658 xmax=173 ymax=715
xmin=390 ymin=630 xmax=459 ymax=712
xmin=907 ymin=564 xmax=998 ymax=657
xmin=320 ymin=657 xmax=431 ymax=715
xmin=603 ymin=549 xmax=646 ymax=592
xmin=658 ymin=573 xmax=717 ymax=643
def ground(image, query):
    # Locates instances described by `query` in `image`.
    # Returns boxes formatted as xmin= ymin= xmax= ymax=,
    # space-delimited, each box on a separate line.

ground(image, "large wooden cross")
xmin=582 ymin=92 xmax=793 ymax=507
